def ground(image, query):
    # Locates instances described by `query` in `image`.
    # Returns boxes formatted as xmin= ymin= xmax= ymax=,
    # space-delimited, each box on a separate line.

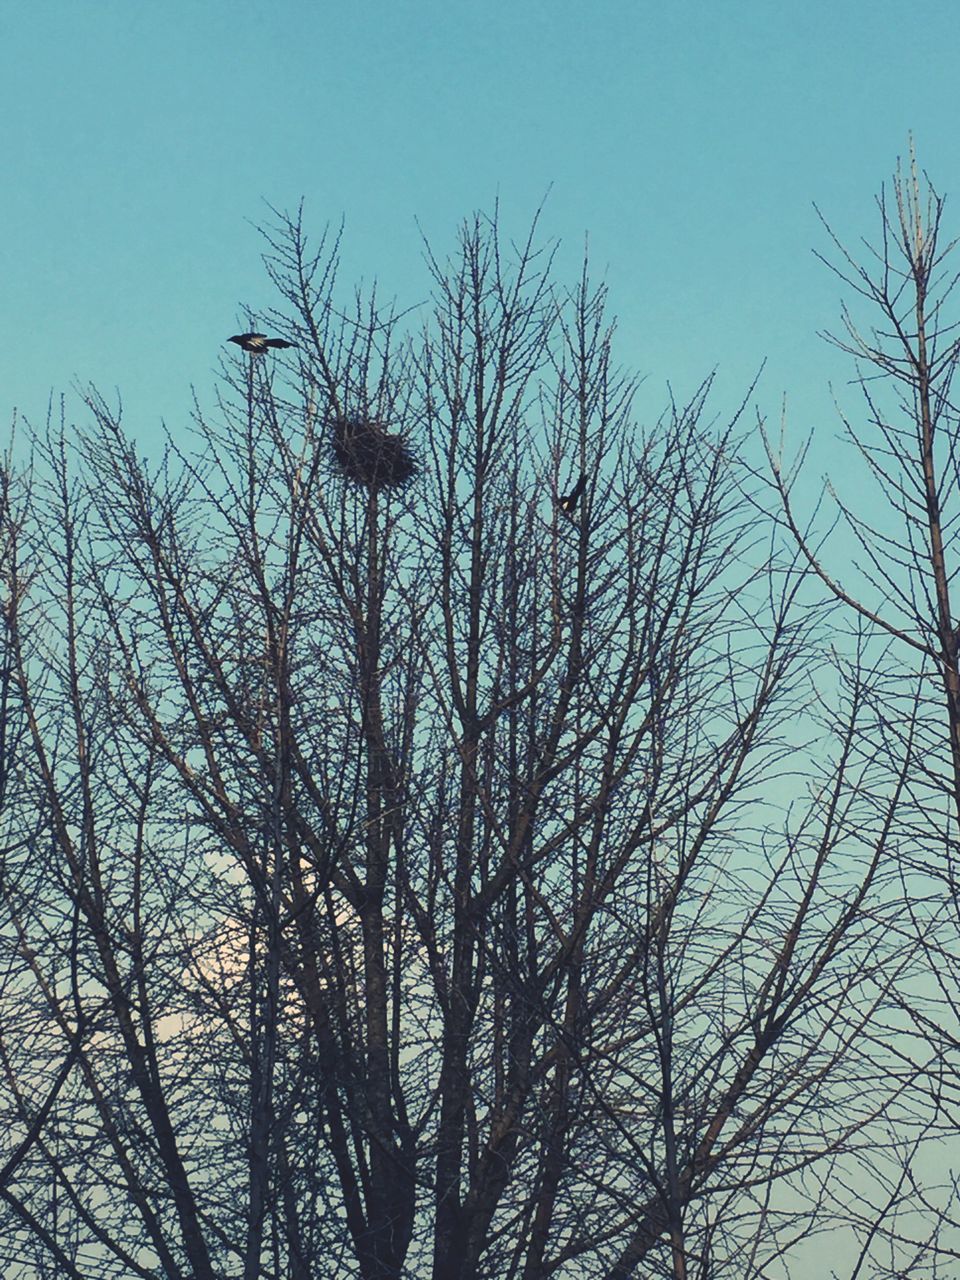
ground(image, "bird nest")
xmin=330 ymin=415 xmax=418 ymax=490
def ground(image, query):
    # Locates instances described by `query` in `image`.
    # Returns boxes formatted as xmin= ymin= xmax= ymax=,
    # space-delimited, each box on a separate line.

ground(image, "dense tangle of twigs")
xmin=330 ymin=415 xmax=418 ymax=490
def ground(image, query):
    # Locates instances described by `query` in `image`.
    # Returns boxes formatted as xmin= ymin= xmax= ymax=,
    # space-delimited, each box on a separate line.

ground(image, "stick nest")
xmin=330 ymin=416 xmax=418 ymax=490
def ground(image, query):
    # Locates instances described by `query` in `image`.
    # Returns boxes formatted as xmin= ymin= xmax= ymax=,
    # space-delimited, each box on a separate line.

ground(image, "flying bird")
xmin=558 ymin=472 xmax=587 ymax=517
xmin=227 ymin=333 xmax=296 ymax=354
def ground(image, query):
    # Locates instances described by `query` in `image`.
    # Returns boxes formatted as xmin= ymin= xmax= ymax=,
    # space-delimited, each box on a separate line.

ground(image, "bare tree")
xmin=764 ymin=146 xmax=960 ymax=1277
xmin=0 ymin=207 xmax=922 ymax=1279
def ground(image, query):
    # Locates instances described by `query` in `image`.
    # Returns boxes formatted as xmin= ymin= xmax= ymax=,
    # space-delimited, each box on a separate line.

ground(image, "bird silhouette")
xmin=558 ymin=472 xmax=587 ymax=517
xmin=228 ymin=333 xmax=296 ymax=354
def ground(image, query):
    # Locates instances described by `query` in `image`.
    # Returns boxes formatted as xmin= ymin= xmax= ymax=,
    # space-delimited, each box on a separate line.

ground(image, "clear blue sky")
xmin=2 ymin=1 xmax=959 ymax=460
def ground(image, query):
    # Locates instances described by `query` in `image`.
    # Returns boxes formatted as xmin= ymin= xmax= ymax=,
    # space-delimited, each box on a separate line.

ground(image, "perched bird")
xmin=558 ymin=472 xmax=587 ymax=517
xmin=227 ymin=333 xmax=296 ymax=354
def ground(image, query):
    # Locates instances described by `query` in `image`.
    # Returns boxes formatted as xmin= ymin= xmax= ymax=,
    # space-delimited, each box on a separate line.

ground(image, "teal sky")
xmin=2 ymin=7 xmax=956 ymax=1272
xmin=3 ymin=1 xmax=959 ymax=459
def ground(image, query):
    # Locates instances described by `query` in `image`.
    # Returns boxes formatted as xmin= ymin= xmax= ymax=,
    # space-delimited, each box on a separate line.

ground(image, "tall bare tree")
xmin=0 ymin=207 xmax=922 ymax=1279
xmin=766 ymin=146 xmax=960 ymax=1277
